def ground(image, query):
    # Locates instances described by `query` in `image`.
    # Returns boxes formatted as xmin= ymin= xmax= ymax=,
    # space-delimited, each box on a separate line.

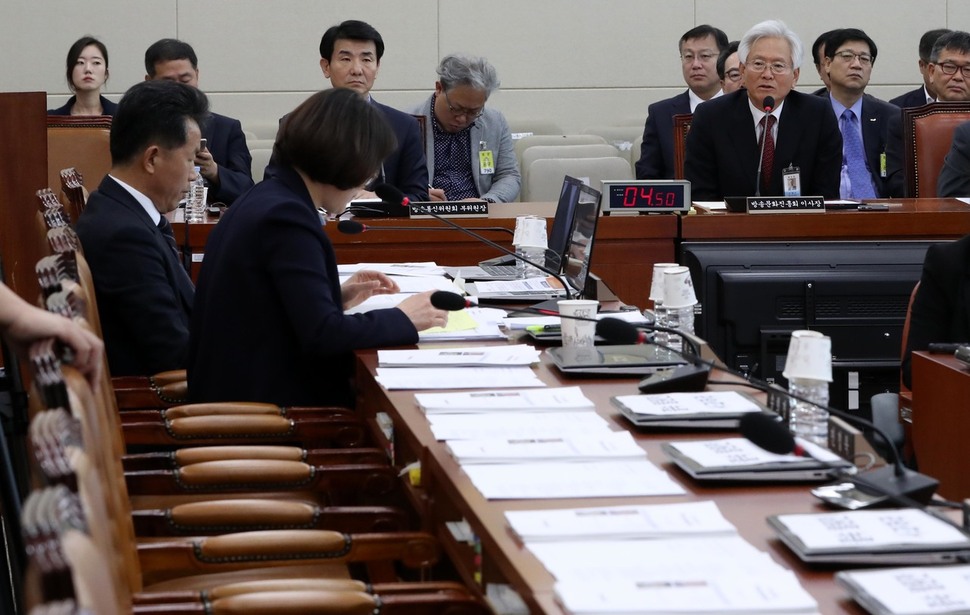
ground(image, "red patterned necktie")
xmin=759 ymin=114 xmax=776 ymax=194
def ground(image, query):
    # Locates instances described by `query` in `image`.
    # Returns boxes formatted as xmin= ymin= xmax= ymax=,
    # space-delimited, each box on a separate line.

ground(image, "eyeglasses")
xmin=724 ymin=69 xmax=742 ymax=82
xmin=746 ymin=59 xmax=792 ymax=75
xmin=681 ymin=52 xmax=718 ymax=64
xmin=442 ymin=90 xmax=484 ymax=120
xmin=833 ymin=50 xmax=873 ymax=66
xmin=936 ymin=61 xmax=970 ymax=79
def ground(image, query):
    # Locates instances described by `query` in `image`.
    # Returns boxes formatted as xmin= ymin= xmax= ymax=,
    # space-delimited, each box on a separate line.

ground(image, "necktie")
xmin=157 ymin=216 xmax=193 ymax=281
xmin=840 ymin=109 xmax=876 ymax=199
xmin=759 ymin=114 xmax=776 ymax=194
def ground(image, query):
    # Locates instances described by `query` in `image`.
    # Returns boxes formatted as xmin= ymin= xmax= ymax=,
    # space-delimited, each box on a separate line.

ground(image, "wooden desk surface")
xmin=682 ymin=198 xmax=970 ymax=241
xmin=911 ymin=351 xmax=970 ymax=500
xmin=353 ymin=346 xmax=866 ymax=614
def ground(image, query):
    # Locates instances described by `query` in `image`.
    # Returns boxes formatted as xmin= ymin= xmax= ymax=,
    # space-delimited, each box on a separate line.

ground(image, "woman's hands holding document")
xmin=341 ymin=270 xmax=400 ymax=309
xmin=397 ymin=290 xmax=450 ymax=331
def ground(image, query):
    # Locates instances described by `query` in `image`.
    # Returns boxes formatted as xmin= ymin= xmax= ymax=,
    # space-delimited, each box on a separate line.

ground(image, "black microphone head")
xmin=739 ymin=412 xmax=795 ymax=455
xmin=430 ymin=291 xmax=468 ymax=311
xmin=762 ymin=96 xmax=775 ymax=112
xmin=595 ymin=318 xmax=640 ymax=345
xmin=337 ymin=219 xmax=365 ymax=234
xmin=374 ymin=183 xmax=409 ymax=207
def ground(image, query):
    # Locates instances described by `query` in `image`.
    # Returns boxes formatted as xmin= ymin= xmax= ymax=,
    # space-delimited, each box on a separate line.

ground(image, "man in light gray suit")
xmin=411 ymin=54 xmax=521 ymax=203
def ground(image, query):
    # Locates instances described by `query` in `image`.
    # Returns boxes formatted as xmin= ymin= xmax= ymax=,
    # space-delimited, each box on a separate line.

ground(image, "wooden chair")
xmin=410 ymin=114 xmax=427 ymax=153
xmin=672 ymin=113 xmax=693 ymax=180
xmin=46 ymin=116 xmax=111 ymax=203
xmin=58 ymin=168 xmax=87 ymax=224
xmin=901 ymin=102 xmax=970 ymax=197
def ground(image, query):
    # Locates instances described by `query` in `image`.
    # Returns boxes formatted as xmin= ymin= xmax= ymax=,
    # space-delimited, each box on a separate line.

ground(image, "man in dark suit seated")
xmin=635 ymin=25 xmax=728 ymax=180
xmin=890 ymin=28 xmax=952 ymax=108
xmin=937 ymin=120 xmax=970 ymax=196
xmin=684 ymin=19 xmax=842 ymax=201
xmin=145 ymin=39 xmax=254 ymax=205
xmin=808 ymin=29 xmax=840 ymax=96
xmin=822 ymin=28 xmax=899 ymax=198
xmin=317 ymin=20 xmax=429 ymax=203
xmin=75 ymin=80 xmax=207 ymax=376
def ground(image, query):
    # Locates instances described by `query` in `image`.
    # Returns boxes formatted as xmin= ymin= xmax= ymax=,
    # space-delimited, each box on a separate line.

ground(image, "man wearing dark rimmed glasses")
xmin=822 ymin=28 xmax=898 ymax=199
xmin=887 ymin=30 xmax=970 ymax=197
xmin=411 ymin=53 xmax=521 ymax=203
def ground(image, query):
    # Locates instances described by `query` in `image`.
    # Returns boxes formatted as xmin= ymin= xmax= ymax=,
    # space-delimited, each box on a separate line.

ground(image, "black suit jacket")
xmin=47 ymin=95 xmax=118 ymax=116
xmin=635 ymin=91 xmax=690 ymax=179
xmin=889 ymin=86 xmax=929 ymax=109
xmin=936 ymin=121 xmax=970 ymax=197
xmin=187 ymin=165 xmax=419 ymax=407
xmin=858 ymin=94 xmax=901 ymax=198
xmin=902 ymin=235 xmax=970 ymax=387
xmin=684 ymin=90 xmax=843 ymax=200
xmin=75 ymin=176 xmax=194 ymax=376
xmin=373 ymin=100 xmax=430 ymax=202
xmin=202 ymin=112 xmax=253 ymax=205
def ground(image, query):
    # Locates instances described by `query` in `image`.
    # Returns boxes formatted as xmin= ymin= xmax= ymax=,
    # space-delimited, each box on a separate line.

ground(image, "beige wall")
xmin=3 ymin=0 xmax=963 ymax=134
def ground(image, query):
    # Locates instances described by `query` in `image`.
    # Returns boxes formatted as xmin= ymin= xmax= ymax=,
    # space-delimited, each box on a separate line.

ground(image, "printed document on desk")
xmin=836 ymin=565 xmax=970 ymax=615
xmin=612 ymin=391 xmax=764 ymax=428
xmin=461 ymin=459 xmax=685 ymax=499
xmin=504 ymin=500 xmax=737 ymax=542
xmin=446 ymin=431 xmax=645 ymax=464
xmin=377 ymin=344 xmax=540 ymax=367
xmin=427 ymin=411 xmax=614 ymax=441
xmin=374 ymin=367 xmax=544 ymax=390
xmin=418 ymin=307 xmax=507 ymax=343
xmin=338 ymin=262 xmax=446 ymax=277
xmin=416 ymin=386 xmax=594 ymax=414
xmin=663 ymin=437 xmax=853 ymax=481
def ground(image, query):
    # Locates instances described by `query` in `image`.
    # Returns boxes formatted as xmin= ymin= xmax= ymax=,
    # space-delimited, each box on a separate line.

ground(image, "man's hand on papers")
xmin=341 ymin=269 xmax=400 ymax=309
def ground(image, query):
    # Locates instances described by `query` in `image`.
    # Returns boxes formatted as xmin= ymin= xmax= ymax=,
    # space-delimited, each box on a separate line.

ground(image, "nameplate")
xmin=409 ymin=201 xmax=489 ymax=219
xmin=746 ymin=196 xmax=824 ymax=214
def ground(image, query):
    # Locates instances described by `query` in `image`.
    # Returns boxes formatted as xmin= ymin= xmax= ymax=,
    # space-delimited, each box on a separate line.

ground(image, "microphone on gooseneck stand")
xmin=594 ymin=317 xmax=940 ymax=507
xmin=754 ymin=95 xmax=775 ymax=197
xmin=372 ymin=184 xmax=574 ymax=300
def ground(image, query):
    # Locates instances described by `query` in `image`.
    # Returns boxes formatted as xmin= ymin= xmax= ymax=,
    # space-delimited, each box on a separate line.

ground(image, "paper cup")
xmin=661 ymin=266 xmax=697 ymax=309
xmin=513 ymin=215 xmax=548 ymax=249
xmin=782 ymin=330 xmax=833 ymax=382
xmin=649 ymin=263 xmax=680 ymax=303
xmin=557 ymin=299 xmax=598 ymax=348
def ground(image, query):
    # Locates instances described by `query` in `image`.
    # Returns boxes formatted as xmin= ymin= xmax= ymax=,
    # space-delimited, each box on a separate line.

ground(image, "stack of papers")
xmin=612 ymin=391 xmax=764 ymax=428
xmin=378 ymin=344 xmax=540 ymax=367
xmin=418 ymin=307 xmax=509 ymax=342
xmin=415 ymin=386 xmax=594 ymax=414
xmin=375 ymin=367 xmax=544 ymax=390
xmin=446 ymin=431 xmax=645 ymax=464
xmin=426 ymin=411 xmax=614 ymax=441
xmin=663 ymin=437 xmax=853 ymax=482
xmin=504 ymin=501 xmax=736 ymax=542
xmin=836 ymin=565 xmax=970 ymax=614
xmin=769 ymin=508 xmax=970 ymax=565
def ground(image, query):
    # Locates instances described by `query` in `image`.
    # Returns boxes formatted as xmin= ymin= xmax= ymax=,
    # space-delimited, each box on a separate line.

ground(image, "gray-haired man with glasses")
xmin=684 ymin=19 xmax=842 ymax=200
xmin=635 ymin=25 xmax=729 ymax=180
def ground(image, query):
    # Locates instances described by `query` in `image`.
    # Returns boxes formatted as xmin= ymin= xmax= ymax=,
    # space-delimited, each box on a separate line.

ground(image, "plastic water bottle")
xmin=664 ymin=305 xmax=695 ymax=350
xmin=788 ymin=377 xmax=830 ymax=446
xmin=186 ymin=166 xmax=205 ymax=223
xmin=651 ymin=301 xmax=668 ymax=347
xmin=515 ymin=245 xmax=546 ymax=279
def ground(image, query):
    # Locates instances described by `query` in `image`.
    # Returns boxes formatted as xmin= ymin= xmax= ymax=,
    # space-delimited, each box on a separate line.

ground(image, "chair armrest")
xmin=207 ymin=590 xmax=377 ymax=615
xmin=121 ymin=415 xmax=369 ymax=448
xmin=123 ymin=447 xmax=388 ymax=471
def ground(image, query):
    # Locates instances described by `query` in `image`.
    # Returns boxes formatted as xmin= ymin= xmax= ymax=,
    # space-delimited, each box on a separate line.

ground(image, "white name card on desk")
xmin=374 ymin=367 xmax=544 ymax=390
xmin=378 ymin=344 xmax=540 ymax=367
xmin=427 ymin=411 xmax=613 ymax=441
xmin=446 ymin=431 xmax=645 ymax=464
xmin=416 ymin=386 xmax=594 ymax=414
xmin=505 ymin=501 xmax=736 ymax=542
xmin=837 ymin=565 xmax=970 ymax=615
xmin=462 ymin=459 xmax=685 ymax=499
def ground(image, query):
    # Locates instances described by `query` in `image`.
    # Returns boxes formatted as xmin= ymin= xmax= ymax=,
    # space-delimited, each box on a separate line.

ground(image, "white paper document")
xmin=374 ymin=367 xmax=544 ymax=390
xmin=501 ymin=310 xmax=649 ymax=330
xmin=505 ymin=501 xmax=737 ymax=542
xmin=337 ymin=262 xmax=445 ymax=277
xmin=447 ymin=431 xmax=646 ymax=464
xmin=612 ymin=391 xmax=761 ymax=417
xmin=665 ymin=437 xmax=845 ymax=468
xmin=837 ymin=565 xmax=970 ymax=615
xmin=416 ymin=386 xmax=595 ymax=414
xmin=462 ymin=459 xmax=685 ymax=499
xmin=772 ymin=508 xmax=970 ymax=551
xmin=427 ymin=411 xmax=614 ymax=441
xmin=554 ymin=570 xmax=818 ymax=614
xmin=472 ymin=276 xmax=562 ymax=297
xmin=418 ymin=307 xmax=508 ymax=342
xmin=378 ymin=344 xmax=540 ymax=367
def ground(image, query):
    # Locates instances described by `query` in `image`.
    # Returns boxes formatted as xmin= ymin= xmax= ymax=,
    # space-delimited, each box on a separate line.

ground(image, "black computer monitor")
xmin=546 ymin=175 xmax=584 ymax=270
xmin=561 ymin=182 xmax=602 ymax=295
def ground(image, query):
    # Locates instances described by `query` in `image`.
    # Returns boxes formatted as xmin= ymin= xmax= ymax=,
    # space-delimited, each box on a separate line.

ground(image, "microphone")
xmin=373 ymin=184 xmax=574 ymax=300
xmin=430 ymin=291 xmax=476 ymax=311
xmin=336 ymin=219 xmax=515 ymax=236
xmin=602 ymin=312 xmax=941 ymax=506
xmin=754 ymin=95 xmax=775 ymax=197
xmin=739 ymin=412 xmax=813 ymax=457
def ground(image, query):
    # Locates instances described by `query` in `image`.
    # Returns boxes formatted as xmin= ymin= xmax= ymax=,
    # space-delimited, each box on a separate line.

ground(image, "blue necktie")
xmin=840 ymin=109 xmax=876 ymax=199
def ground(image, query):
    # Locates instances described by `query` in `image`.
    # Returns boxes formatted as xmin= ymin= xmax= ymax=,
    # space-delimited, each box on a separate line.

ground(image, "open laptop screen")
xmin=561 ymin=181 xmax=602 ymax=295
xmin=546 ymin=175 xmax=584 ymax=270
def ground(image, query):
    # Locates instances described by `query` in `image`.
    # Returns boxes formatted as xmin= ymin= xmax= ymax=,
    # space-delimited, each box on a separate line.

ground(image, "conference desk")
xmin=353 ymin=344 xmax=867 ymax=614
xmin=911 ymin=351 xmax=970 ymax=500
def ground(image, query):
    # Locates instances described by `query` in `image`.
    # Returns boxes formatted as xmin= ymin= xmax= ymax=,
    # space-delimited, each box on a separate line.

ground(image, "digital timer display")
xmin=601 ymin=180 xmax=691 ymax=214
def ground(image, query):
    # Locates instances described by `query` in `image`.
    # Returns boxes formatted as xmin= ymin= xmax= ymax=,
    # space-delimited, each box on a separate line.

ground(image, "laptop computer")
xmin=466 ymin=180 xmax=602 ymax=301
xmin=456 ymin=176 xmax=585 ymax=281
